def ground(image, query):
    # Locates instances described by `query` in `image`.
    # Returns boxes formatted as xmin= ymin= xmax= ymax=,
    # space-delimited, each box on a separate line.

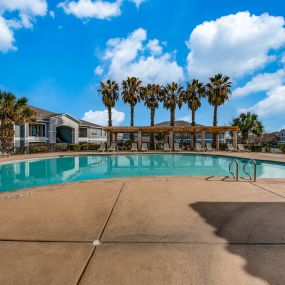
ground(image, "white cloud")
xmin=177 ymin=115 xmax=191 ymax=122
xmin=0 ymin=16 xmax=16 ymax=52
xmin=82 ymin=108 xmax=125 ymax=126
xmin=49 ymin=10 xmax=55 ymax=19
xmin=147 ymin=39 xmax=162 ymax=55
xmin=130 ymin=0 xmax=145 ymax=8
xmin=57 ymin=0 xmax=122 ymax=19
xmin=238 ymin=85 xmax=285 ymax=117
xmin=233 ymin=69 xmax=285 ymax=97
xmin=99 ymin=28 xmax=184 ymax=83
xmin=186 ymin=11 xmax=285 ymax=80
xmin=0 ymin=0 xmax=47 ymax=52
xmin=95 ymin=65 xmax=104 ymax=75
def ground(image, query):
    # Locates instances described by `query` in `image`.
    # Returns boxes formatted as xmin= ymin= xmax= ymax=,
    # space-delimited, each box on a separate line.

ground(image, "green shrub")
xmin=67 ymin=144 xmax=81 ymax=151
xmin=122 ymin=140 xmax=132 ymax=151
xmin=29 ymin=144 xmax=49 ymax=153
xmin=219 ymin=143 xmax=227 ymax=151
xmin=80 ymin=144 xmax=89 ymax=150
xmin=278 ymin=144 xmax=285 ymax=153
xmin=249 ymin=145 xmax=262 ymax=152
xmin=87 ymin=144 xmax=100 ymax=150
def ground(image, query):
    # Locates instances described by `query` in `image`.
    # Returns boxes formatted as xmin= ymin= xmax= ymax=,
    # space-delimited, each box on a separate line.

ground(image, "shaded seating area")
xmin=105 ymin=126 xmax=239 ymax=152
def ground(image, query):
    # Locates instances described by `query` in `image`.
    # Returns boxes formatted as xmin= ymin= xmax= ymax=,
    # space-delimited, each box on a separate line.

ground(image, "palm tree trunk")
xmin=191 ymin=110 xmax=196 ymax=126
xmin=150 ymin=108 xmax=155 ymax=149
xmin=130 ymin=105 xmax=135 ymax=141
xmin=107 ymin=106 xmax=112 ymax=127
xmin=130 ymin=105 xmax=134 ymax=127
xmin=170 ymin=106 xmax=175 ymax=126
xmin=213 ymin=105 xmax=218 ymax=126
xmin=0 ymin=121 xmax=14 ymax=153
xmin=213 ymin=105 xmax=218 ymax=146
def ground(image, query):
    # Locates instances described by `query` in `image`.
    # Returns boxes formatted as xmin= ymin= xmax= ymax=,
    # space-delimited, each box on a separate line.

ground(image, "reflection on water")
xmin=0 ymin=154 xmax=285 ymax=192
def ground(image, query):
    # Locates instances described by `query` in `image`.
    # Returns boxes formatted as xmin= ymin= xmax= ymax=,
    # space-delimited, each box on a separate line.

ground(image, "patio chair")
xmin=227 ymin=143 xmax=236 ymax=152
xmin=108 ymin=142 xmax=117 ymax=152
xmin=174 ymin=143 xmax=182 ymax=151
xmin=163 ymin=143 xmax=171 ymax=151
xmin=195 ymin=143 xmax=204 ymax=151
xmin=206 ymin=143 xmax=214 ymax=151
xmin=131 ymin=143 xmax=138 ymax=151
xmin=238 ymin=144 xmax=250 ymax=152
xmin=141 ymin=143 xmax=148 ymax=151
xmin=98 ymin=143 xmax=106 ymax=152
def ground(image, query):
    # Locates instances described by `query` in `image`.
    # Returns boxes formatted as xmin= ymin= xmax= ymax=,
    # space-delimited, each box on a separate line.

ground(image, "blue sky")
xmin=0 ymin=0 xmax=285 ymax=131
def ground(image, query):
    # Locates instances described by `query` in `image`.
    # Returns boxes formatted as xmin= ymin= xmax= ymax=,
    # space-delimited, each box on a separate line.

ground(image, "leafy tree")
xmin=162 ymin=82 xmax=184 ymax=126
xmin=122 ymin=77 xmax=142 ymax=127
xmin=98 ymin=79 xmax=119 ymax=127
xmin=206 ymin=74 xmax=231 ymax=126
xmin=231 ymin=112 xmax=264 ymax=143
xmin=0 ymin=91 xmax=35 ymax=153
xmin=182 ymin=79 xmax=206 ymax=126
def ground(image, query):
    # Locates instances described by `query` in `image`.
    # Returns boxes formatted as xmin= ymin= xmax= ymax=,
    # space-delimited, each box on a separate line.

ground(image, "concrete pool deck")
xmin=0 ymin=152 xmax=285 ymax=284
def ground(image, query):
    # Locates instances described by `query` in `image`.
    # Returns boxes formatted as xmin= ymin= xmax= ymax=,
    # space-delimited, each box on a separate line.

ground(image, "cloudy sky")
xmin=0 ymin=0 xmax=285 ymax=131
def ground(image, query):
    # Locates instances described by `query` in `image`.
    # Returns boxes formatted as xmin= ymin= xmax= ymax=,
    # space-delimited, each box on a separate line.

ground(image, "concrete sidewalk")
xmin=0 ymin=177 xmax=284 ymax=285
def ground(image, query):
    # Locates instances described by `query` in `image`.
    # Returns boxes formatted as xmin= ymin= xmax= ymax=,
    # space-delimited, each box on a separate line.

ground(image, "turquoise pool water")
xmin=1 ymin=154 xmax=285 ymax=192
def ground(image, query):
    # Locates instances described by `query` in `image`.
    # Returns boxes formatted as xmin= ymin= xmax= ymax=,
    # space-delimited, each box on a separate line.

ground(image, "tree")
xmin=0 ymin=91 xmax=35 ymax=153
xmin=231 ymin=112 xmax=264 ymax=143
xmin=162 ymin=82 xmax=184 ymax=126
xmin=121 ymin=77 xmax=142 ymax=127
xmin=182 ymin=79 xmax=206 ymax=126
xmin=98 ymin=80 xmax=119 ymax=127
xmin=206 ymin=74 xmax=231 ymax=126
xmin=141 ymin=84 xmax=162 ymax=149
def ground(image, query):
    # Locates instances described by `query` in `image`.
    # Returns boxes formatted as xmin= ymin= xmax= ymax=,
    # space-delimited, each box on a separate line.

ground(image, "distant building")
xmin=279 ymin=129 xmax=285 ymax=143
xmin=13 ymin=106 xmax=106 ymax=146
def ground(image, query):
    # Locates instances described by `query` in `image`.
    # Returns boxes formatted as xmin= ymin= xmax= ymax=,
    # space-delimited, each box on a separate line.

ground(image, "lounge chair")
xmin=141 ymin=143 xmax=148 ymax=151
xmin=163 ymin=143 xmax=171 ymax=151
xmin=227 ymin=143 xmax=236 ymax=152
xmin=195 ymin=143 xmax=204 ymax=151
xmin=0 ymin=151 xmax=8 ymax=157
xmin=206 ymin=143 xmax=214 ymax=151
xmin=238 ymin=144 xmax=250 ymax=152
xmin=174 ymin=143 xmax=182 ymax=151
xmin=108 ymin=142 xmax=117 ymax=152
xmin=131 ymin=143 xmax=138 ymax=151
xmin=98 ymin=143 xmax=106 ymax=152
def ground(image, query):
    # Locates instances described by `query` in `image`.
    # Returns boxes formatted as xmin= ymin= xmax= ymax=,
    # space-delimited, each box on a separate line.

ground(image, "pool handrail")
xmin=243 ymin=159 xmax=257 ymax=182
xmin=229 ymin=159 xmax=239 ymax=181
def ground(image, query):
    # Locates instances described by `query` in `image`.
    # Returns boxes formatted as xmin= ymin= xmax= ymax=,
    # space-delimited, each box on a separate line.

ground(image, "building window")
xmin=29 ymin=124 xmax=46 ymax=137
xmin=79 ymin=127 xmax=88 ymax=138
xmin=90 ymin=129 xmax=100 ymax=136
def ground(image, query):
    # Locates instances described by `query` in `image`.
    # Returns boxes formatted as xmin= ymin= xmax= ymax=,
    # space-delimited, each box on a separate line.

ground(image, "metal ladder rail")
xmin=228 ymin=159 xmax=239 ymax=181
xmin=243 ymin=159 xmax=257 ymax=182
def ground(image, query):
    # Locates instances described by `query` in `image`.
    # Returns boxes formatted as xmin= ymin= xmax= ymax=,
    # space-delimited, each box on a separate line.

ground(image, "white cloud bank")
xmin=82 ymin=108 xmax=125 ymax=126
xmin=239 ymin=85 xmax=285 ymax=116
xmin=186 ymin=11 xmax=285 ymax=80
xmin=0 ymin=0 xmax=47 ymax=52
xmin=233 ymin=69 xmax=285 ymax=97
xmin=58 ymin=0 xmax=122 ymax=20
xmin=97 ymin=28 xmax=184 ymax=83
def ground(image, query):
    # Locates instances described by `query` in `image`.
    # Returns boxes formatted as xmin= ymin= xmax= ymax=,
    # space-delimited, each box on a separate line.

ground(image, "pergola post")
xmin=233 ymin=131 xmax=238 ymax=150
xmin=216 ymin=133 xmax=220 ymax=150
xmin=201 ymin=131 xmax=205 ymax=149
xmin=138 ymin=131 xmax=142 ymax=150
xmin=169 ymin=131 xmax=174 ymax=151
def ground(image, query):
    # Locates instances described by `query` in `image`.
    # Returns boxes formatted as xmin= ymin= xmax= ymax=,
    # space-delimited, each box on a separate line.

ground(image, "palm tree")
xmin=231 ymin=112 xmax=264 ymax=143
xmin=141 ymin=84 xmax=161 ymax=126
xmin=182 ymin=79 xmax=206 ymax=126
xmin=0 ymin=91 xmax=35 ymax=153
xmin=121 ymin=77 xmax=142 ymax=127
xmin=141 ymin=84 xmax=161 ymax=149
xmin=98 ymin=79 xmax=119 ymax=127
xmin=162 ymin=82 xmax=184 ymax=126
xmin=206 ymin=73 xmax=231 ymax=127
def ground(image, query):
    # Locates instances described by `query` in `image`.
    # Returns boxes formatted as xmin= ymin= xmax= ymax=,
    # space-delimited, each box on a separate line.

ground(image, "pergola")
xmin=105 ymin=125 xmax=240 ymax=151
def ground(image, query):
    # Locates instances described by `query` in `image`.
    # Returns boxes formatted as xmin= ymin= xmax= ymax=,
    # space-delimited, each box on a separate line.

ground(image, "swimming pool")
xmin=1 ymin=154 xmax=285 ymax=192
